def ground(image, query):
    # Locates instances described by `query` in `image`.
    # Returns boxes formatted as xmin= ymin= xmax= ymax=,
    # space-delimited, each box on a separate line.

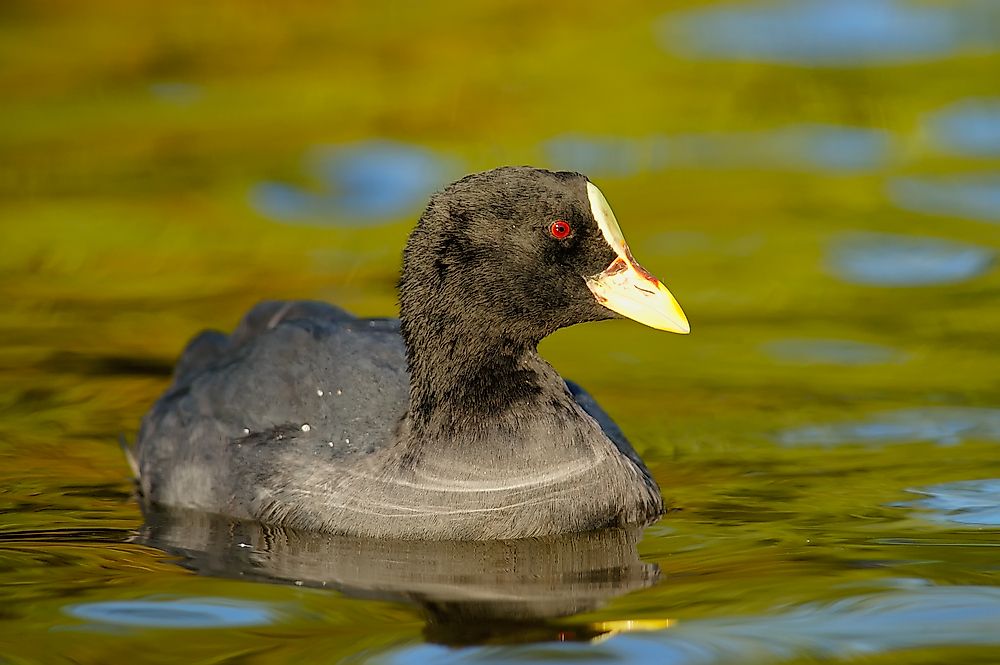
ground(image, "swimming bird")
xmin=132 ymin=166 xmax=689 ymax=540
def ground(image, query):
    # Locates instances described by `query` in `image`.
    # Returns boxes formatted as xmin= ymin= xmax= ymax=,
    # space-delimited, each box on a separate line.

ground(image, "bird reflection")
xmin=136 ymin=505 xmax=663 ymax=646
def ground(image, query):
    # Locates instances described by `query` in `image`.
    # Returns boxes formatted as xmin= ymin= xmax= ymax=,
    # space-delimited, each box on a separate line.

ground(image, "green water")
xmin=2 ymin=1 xmax=1000 ymax=663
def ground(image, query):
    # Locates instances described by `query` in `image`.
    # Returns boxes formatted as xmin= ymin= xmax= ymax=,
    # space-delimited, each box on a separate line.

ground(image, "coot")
xmin=132 ymin=167 xmax=689 ymax=540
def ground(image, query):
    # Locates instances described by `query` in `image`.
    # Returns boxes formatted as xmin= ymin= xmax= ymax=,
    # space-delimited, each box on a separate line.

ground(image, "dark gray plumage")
xmin=134 ymin=167 xmax=665 ymax=540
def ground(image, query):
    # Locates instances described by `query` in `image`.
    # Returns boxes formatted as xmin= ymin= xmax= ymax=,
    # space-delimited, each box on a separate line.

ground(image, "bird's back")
xmin=135 ymin=301 xmax=410 ymax=515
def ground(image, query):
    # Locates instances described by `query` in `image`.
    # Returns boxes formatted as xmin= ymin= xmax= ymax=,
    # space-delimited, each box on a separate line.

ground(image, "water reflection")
xmin=545 ymin=125 xmax=889 ymax=178
xmin=777 ymin=407 xmax=1000 ymax=447
xmin=904 ymin=479 xmax=1000 ymax=526
xmin=762 ymin=338 xmax=904 ymax=366
xmin=137 ymin=507 xmax=659 ymax=645
xmin=252 ymin=140 xmax=457 ymax=226
xmin=827 ymin=232 xmax=995 ymax=286
xmin=66 ymin=598 xmax=274 ymax=629
xmin=889 ymin=175 xmax=1000 ymax=224
xmin=381 ymin=585 xmax=1000 ymax=664
xmin=658 ymin=0 xmax=998 ymax=66
xmin=927 ymin=99 xmax=1000 ymax=157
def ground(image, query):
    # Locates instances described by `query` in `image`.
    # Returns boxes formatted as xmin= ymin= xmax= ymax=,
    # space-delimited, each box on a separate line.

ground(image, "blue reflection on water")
xmin=546 ymin=136 xmax=644 ymax=177
xmin=889 ymin=175 xmax=1000 ymax=223
xmin=252 ymin=140 xmax=457 ymax=226
xmin=545 ymin=125 xmax=889 ymax=177
xmin=66 ymin=597 xmax=274 ymax=628
xmin=827 ymin=233 xmax=994 ymax=286
xmin=763 ymin=338 xmax=904 ymax=366
xmin=381 ymin=586 xmax=1000 ymax=664
xmin=656 ymin=0 xmax=994 ymax=66
xmin=928 ymin=99 xmax=1000 ymax=157
xmin=777 ymin=407 xmax=1000 ymax=447
xmin=904 ymin=479 xmax=1000 ymax=526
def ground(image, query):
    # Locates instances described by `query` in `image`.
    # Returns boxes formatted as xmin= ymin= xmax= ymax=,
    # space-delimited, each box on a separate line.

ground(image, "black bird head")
xmin=399 ymin=166 xmax=688 ymax=347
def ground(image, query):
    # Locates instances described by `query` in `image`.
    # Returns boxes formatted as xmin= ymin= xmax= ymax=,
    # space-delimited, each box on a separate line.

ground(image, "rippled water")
xmin=2 ymin=1 xmax=999 ymax=663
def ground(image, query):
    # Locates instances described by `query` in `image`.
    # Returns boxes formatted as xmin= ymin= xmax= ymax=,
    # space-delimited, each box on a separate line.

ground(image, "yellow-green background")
xmin=1 ymin=1 xmax=999 ymax=663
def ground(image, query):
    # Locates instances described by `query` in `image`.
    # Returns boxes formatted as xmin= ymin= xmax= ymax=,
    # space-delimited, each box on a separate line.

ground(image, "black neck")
xmin=400 ymin=318 xmax=547 ymax=430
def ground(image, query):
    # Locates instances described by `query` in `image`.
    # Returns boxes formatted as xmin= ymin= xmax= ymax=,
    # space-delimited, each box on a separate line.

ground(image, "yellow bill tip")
xmin=586 ymin=257 xmax=690 ymax=334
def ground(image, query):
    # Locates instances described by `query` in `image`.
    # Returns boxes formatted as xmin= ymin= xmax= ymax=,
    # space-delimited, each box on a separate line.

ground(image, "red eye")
xmin=550 ymin=220 xmax=572 ymax=239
